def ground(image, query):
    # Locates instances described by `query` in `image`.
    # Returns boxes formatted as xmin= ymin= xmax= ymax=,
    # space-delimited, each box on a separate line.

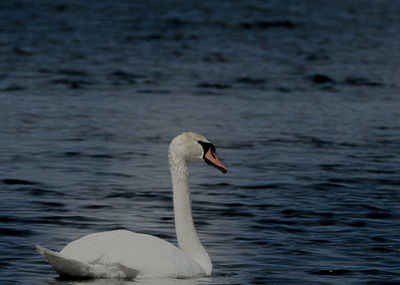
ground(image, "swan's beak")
xmin=204 ymin=148 xmax=228 ymax=173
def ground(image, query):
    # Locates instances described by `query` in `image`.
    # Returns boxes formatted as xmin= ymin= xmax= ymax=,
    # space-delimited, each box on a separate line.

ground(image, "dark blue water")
xmin=1 ymin=1 xmax=400 ymax=284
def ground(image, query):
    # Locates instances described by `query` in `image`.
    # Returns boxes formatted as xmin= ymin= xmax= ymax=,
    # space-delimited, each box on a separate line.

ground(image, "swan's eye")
xmin=197 ymin=141 xmax=216 ymax=154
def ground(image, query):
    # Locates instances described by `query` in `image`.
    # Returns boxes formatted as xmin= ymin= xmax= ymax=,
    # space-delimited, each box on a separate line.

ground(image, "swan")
xmin=36 ymin=132 xmax=227 ymax=279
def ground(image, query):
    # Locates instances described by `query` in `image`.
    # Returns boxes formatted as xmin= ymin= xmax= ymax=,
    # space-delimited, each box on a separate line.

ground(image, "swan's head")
xmin=169 ymin=132 xmax=227 ymax=173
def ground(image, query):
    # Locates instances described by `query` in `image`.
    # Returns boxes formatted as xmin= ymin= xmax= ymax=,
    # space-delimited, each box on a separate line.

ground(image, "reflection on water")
xmin=44 ymin=277 xmax=206 ymax=285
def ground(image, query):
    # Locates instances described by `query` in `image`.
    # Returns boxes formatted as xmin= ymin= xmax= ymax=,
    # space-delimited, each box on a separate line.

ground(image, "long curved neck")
xmin=168 ymin=151 xmax=212 ymax=275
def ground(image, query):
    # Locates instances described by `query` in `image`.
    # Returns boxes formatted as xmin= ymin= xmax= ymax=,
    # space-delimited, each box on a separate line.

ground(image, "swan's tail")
xmin=36 ymin=244 xmax=138 ymax=279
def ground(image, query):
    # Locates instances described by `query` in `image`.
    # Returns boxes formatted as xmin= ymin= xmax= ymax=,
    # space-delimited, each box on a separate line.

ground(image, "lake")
xmin=1 ymin=0 xmax=399 ymax=284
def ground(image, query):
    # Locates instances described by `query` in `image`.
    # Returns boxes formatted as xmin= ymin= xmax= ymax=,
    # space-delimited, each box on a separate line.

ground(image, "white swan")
xmin=36 ymin=132 xmax=227 ymax=279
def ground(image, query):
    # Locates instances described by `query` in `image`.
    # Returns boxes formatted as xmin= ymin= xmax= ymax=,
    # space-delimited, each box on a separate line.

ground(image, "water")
xmin=1 ymin=0 xmax=400 ymax=284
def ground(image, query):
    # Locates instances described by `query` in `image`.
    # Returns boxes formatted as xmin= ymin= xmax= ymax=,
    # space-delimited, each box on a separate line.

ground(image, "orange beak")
xmin=204 ymin=148 xmax=228 ymax=173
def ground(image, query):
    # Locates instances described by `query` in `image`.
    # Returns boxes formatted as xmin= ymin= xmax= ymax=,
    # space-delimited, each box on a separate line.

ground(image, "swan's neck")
xmin=169 ymin=152 xmax=212 ymax=275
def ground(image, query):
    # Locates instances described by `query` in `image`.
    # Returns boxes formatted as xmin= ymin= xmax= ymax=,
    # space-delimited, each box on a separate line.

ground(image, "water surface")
xmin=1 ymin=1 xmax=400 ymax=284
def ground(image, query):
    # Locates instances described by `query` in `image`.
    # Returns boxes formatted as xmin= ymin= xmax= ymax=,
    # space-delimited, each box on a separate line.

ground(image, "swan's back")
xmin=59 ymin=230 xmax=206 ymax=278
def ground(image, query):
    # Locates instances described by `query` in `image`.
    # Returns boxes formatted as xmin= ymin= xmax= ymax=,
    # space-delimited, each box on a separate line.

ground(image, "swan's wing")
xmin=53 ymin=230 xmax=205 ymax=278
xmin=36 ymin=244 xmax=138 ymax=278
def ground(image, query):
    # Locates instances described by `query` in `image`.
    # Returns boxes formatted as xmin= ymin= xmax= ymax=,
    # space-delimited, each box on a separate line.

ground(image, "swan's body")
xmin=37 ymin=132 xmax=227 ymax=279
xmin=37 ymin=230 xmax=204 ymax=279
